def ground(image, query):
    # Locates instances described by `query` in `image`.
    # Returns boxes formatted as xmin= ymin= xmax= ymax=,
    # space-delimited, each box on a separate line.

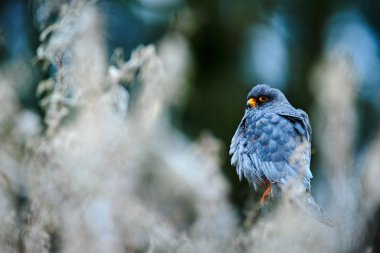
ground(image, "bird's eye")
xmin=246 ymin=98 xmax=256 ymax=108
xmin=258 ymin=95 xmax=269 ymax=102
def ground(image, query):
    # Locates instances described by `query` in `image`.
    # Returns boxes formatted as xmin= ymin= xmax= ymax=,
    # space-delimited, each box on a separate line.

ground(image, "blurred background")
xmin=1 ymin=0 xmax=380 ymax=252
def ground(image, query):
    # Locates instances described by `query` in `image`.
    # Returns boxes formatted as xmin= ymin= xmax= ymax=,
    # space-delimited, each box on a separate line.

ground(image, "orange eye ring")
xmin=246 ymin=98 xmax=257 ymax=108
xmin=258 ymin=96 xmax=269 ymax=102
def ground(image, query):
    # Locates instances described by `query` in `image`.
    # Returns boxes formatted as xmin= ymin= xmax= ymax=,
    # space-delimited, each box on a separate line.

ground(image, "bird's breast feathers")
xmin=230 ymin=110 xmax=312 ymax=190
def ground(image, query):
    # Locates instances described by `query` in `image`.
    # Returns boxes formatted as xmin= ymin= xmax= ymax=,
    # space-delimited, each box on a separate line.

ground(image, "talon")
xmin=260 ymin=184 xmax=272 ymax=205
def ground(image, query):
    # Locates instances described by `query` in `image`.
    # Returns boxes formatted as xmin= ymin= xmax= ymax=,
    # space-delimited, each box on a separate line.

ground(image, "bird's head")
xmin=245 ymin=84 xmax=289 ymax=111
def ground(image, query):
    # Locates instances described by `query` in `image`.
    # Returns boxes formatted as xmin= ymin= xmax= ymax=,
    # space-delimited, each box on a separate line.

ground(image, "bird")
xmin=230 ymin=84 xmax=333 ymax=226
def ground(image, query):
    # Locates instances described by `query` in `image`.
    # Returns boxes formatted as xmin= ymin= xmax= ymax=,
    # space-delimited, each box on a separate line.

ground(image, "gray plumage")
xmin=230 ymin=84 xmax=334 ymax=226
xmin=230 ymin=84 xmax=312 ymax=191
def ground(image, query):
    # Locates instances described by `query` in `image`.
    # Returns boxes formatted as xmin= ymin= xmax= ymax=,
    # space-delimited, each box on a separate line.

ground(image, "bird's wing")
xmin=276 ymin=109 xmax=312 ymax=187
xmin=229 ymin=117 xmax=246 ymax=180
xmin=230 ymin=116 xmax=263 ymax=189
xmin=277 ymin=109 xmax=312 ymax=142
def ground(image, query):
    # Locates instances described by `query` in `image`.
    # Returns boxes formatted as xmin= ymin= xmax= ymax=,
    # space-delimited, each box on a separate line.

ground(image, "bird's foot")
xmin=260 ymin=185 xmax=272 ymax=205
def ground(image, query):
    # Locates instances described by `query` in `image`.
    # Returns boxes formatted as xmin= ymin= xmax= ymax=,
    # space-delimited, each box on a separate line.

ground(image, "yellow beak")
xmin=247 ymin=98 xmax=257 ymax=108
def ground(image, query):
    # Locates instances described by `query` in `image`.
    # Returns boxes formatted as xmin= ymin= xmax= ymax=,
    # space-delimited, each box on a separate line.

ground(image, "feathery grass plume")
xmin=109 ymin=42 xmax=238 ymax=253
xmin=0 ymin=177 xmax=18 ymax=253
xmin=27 ymin=2 xmax=120 ymax=251
xmin=310 ymin=53 xmax=380 ymax=252
xmin=0 ymin=57 xmax=40 ymax=253
xmin=310 ymin=55 xmax=359 ymax=251
xmin=0 ymin=76 xmax=19 ymax=253
xmin=35 ymin=0 xmax=92 ymax=138
xmin=235 ymin=198 xmax=335 ymax=253
xmin=356 ymin=132 xmax=380 ymax=250
xmin=235 ymin=152 xmax=336 ymax=253
xmin=0 ymin=130 xmax=18 ymax=253
xmin=26 ymin=1 xmax=237 ymax=252
xmin=362 ymin=132 xmax=380 ymax=209
xmin=311 ymin=55 xmax=356 ymax=177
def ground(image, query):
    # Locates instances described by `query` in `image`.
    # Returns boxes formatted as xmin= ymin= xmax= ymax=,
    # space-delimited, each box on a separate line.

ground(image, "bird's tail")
xmin=272 ymin=182 xmax=335 ymax=226
xmin=297 ymin=191 xmax=335 ymax=227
